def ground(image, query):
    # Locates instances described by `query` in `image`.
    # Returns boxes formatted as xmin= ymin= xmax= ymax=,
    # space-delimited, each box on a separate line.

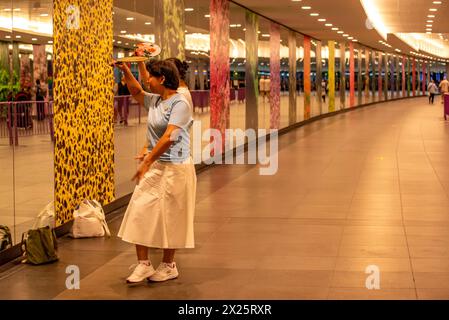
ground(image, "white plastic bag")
xmin=32 ymin=202 xmax=56 ymax=229
xmin=70 ymin=200 xmax=111 ymax=238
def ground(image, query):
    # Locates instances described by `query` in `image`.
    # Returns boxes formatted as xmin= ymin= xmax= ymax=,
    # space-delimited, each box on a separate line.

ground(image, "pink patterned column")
xmin=349 ymin=42 xmax=355 ymax=107
xmin=378 ymin=52 xmax=383 ymax=99
xmin=304 ymin=36 xmax=311 ymax=119
xmin=402 ymin=56 xmax=406 ymax=97
xmin=422 ymin=62 xmax=427 ymax=93
xmin=269 ymin=22 xmax=280 ymax=130
xmin=412 ymin=58 xmax=416 ymax=96
xmin=33 ymin=45 xmax=48 ymax=88
xmin=210 ymin=0 xmax=230 ymax=153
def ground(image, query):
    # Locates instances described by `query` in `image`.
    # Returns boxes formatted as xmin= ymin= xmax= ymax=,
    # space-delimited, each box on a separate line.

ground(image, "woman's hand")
xmin=111 ymin=59 xmax=128 ymax=72
xmin=132 ymin=157 xmax=154 ymax=183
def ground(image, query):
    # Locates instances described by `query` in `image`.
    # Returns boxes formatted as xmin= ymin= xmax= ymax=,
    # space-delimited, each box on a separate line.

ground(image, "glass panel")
xmin=258 ymin=16 xmax=270 ymax=130
xmin=279 ymin=27 xmax=289 ymax=128
xmin=10 ymin=0 xmax=53 ymax=244
xmin=295 ymin=33 xmax=303 ymax=122
xmin=0 ymin=0 xmax=13 ymax=250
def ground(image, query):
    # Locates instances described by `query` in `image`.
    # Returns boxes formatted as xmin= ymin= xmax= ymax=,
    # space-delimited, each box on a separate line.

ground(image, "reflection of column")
xmin=316 ymin=41 xmax=322 ymax=114
xmin=210 ymin=0 xmax=230 ymax=152
xmin=340 ymin=42 xmax=346 ymax=109
xmin=303 ymin=36 xmax=311 ymax=119
xmin=54 ymin=0 xmax=114 ymax=225
xmin=390 ymin=55 xmax=395 ymax=98
xmin=384 ymin=54 xmax=388 ymax=100
xmin=328 ymin=41 xmax=335 ymax=112
xmin=349 ymin=42 xmax=355 ymax=107
xmin=402 ymin=56 xmax=406 ymax=97
xmin=371 ymin=50 xmax=376 ymax=99
xmin=269 ymin=22 xmax=280 ymax=129
xmin=422 ymin=62 xmax=427 ymax=93
xmin=12 ymin=43 xmax=20 ymax=83
xmin=245 ymin=10 xmax=259 ymax=131
xmin=0 ymin=41 xmax=8 ymax=72
xmin=20 ymin=54 xmax=32 ymax=89
xmin=407 ymin=58 xmax=411 ymax=97
xmin=378 ymin=52 xmax=382 ymax=99
xmin=365 ymin=49 xmax=370 ymax=100
xmin=416 ymin=60 xmax=421 ymax=96
xmin=198 ymin=60 xmax=205 ymax=90
xmin=288 ymin=31 xmax=297 ymax=124
xmin=154 ymin=0 xmax=185 ymax=60
xmin=33 ymin=45 xmax=48 ymax=90
xmin=357 ymin=46 xmax=362 ymax=105
xmin=412 ymin=58 xmax=416 ymax=96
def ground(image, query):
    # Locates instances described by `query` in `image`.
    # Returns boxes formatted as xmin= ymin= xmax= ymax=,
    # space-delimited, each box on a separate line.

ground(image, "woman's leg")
xmin=162 ymin=249 xmax=176 ymax=263
xmin=136 ymin=244 xmax=149 ymax=261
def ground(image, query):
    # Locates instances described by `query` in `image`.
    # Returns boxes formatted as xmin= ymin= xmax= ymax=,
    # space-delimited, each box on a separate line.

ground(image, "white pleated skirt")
xmin=118 ymin=158 xmax=197 ymax=249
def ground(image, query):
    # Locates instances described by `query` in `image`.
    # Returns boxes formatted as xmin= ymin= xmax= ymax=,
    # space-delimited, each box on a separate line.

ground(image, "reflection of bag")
xmin=21 ymin=226 xmax=58 ymax=265
xmin=0 ymin=225 xmax=12 ymax=251
xmin=70 ymin=200 xmax=111 ymax=238
xmin=32 ymin=202 xmax=55 ymax=229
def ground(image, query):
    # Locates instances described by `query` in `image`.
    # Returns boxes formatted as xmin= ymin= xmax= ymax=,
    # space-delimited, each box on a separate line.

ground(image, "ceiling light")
xmin=3 ymin=8 xmax=11 ymax=11
xmin=185 ymin=8 xmax=194 ymax=11
xmin=126 ymin=17 xmax=135 ymax=21
xmin=145 ymin=22 xmax=151 ymax=25
xmin=337 ymin=31 xmax=344 ymax=34
xmin=120 ymin=30 xmax=127 ymax=33
xmin=426 ymin=24 xmax=433 ymax=27
xmin=40 ymin=13 xmax=49 ymax=17
xmin=117 ymin=41 xmax=122 ymax=44
xmin=310 ymin=13 xmax=319 ymax=16
xmin=433 ymin=1 xmax=442 ymax=4
xmin=301 ymin=6 xmax=311 ymax=10
xmin=429 ymin=8 xmax=438 ymax=11
xmin=48 ymin=40 xmax=53 ymax=44
xmin=325 ymin=23 xmax=333 ymax=27
xmin=427 ymin=15 xmax=435 ymax=18
xmin=13 ymin=8 xmax=21 ymax=11
xmin=32 ymin=38 xmax=38 ymax=41
xmin=343 ymin=34 xmax=349 ymax=37
xmin=332 ymin=27 xmax=339 ymax=31
xmin=5 ymin=35 xmax=11 ymax=39
xmin=348 ymin=36 xmax=354 ymax=40
xmin=15 ymin=35 xmax=21 ymax=39
xmin=204 ymin=14 xmax=210 ymax=18
xmin=318 ymin=19 xmax=326 ymax=22
xmin=427 ymin=20 xmax=434 ymax=23
xmin=262 ymin=34 xmax=270 ymax=37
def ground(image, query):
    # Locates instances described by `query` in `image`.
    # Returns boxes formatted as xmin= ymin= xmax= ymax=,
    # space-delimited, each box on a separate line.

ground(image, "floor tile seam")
xmin=396 ymin=121 xmax=419 ymax=300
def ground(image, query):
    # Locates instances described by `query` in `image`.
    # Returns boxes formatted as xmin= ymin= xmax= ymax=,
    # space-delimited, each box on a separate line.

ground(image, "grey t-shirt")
xmin=143 ymin=92 xmax=193 ymax=163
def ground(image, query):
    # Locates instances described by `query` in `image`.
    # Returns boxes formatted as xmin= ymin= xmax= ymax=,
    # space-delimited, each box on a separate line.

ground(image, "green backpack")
xmin=0 ymin=225 xmax=12 ymax=251
xmin=21 ymin=226 xmax=58 ymax=265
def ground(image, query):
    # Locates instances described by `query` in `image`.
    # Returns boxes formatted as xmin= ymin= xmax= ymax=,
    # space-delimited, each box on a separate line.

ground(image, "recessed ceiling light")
xmin=348 ymin=36 xmax=354 ymax=39
xmin=204 ymin=14 xmax=210 ymax=18
xmin=117 ymin=41 xmax=122 ymax=44
xmin=40 ymin=13 xmax=49 ymax=17
xmin=5 ymin=35 xmax=11 ymax=39
xmin=332 ymin=27 xmax=339 ymax=31
xmin=126 ymin=17 xmax=135 ymax=21
xmin=145 ymin=22 xmax=151 ymax=25
xmin=120 ymin=30 xmax=127 ymax=33
xmin=427 ymin=20 xmax=434 ymax=23
xmin=15 ymin=35 xmax=21 ymax=39
xmin=426 ymin=24 xmax=433 ymax=27
xmin=337 ymin=31 xmax=344 ymax=34
xmin=32 ymin=38 xmax=37 ymax=41
xmin=343 ymin=34 xmax=349 ymax=37
xmin=429 ymin=8 xmax=438 ymax=11
xmin=3 ymin=8 xmax=11 ymax=11
xmin=48 ymin=40 xmax=53 ymax=44
xmin=428 ymin=15 xmax=435 ymax=18
xmin=13 ymin=8 xmax=20 ymax=11
xmin=433 ymin=1 xmax=442 ymax=4
xmin=310 ymin=13 xmax=319 ymax=16
xmin=185 ymin=8 xmax=194 ymax=11
xmin=325 ymin=23 xmax=332 ymax=27
xmin=301 ymin=6 xmax=311 ymax=10
xmin=262 ymin=34 xmax=270 ymax=37
xmin=318 ymin=18 xmax=326 ymax=22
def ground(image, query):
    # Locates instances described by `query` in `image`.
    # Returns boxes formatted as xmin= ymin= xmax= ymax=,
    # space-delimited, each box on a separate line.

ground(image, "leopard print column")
xmin=53 ymin=0 xmax=114 ymax=226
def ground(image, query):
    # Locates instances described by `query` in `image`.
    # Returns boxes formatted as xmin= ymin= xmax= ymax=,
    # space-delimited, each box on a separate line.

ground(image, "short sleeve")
xmin=143 ymin=92 xmax=160 ymax=111
xmin=168 ymin=100 xmax=192 ymax=128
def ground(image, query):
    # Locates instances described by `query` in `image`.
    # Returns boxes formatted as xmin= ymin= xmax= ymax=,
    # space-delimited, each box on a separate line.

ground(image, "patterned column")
xmin=396 ymin=56 xmax=400 ymax=97
xmin=402 ymin=56 xmax=406 ymax=97
xmin=210 ymin=0 xmax=230 ymax=152
xmin=269 ymin=22 xmax=280 ymax=129
xmin=54 ymin=0 xmax=114 ymax=225
xmin=407 ymin=58 xmax=411 ymax=97
xmin=20 ymin=54 xmax=32 ymax=89
xmin=371 ymin=49 xmax=376 ymax=100
xmin=328 ymin=41 xmax=335 ymax=112
xmin=422 ymin=62 xmax=427 ymax=93
xmin=365 ymin=49 xmax=370 ymax=100
xmin=33 ymin=45 xmax=48 ymax=89
xmin=412 ymin=58 xmax=416 ymax=96
xmin=303 ymin=36 xmax=311 ymax=119
xmin=12 ymin=43 xmax=20 ymax=83
xmin=384 ymin=54 xmax=388 ymax=100
xmin=155 ymin=0 xmax=185 ymax=60
xmin=357 ymin=46 xmax=363 ymax=105
xmin=417 ymin=60 xmax=421 ymax=95
xmin=245 ymin=11 xmax=259 ymax=130
xmin=316 ymin=41 xmax=322 ymax=114
xmin=378 ymin=52 xmax=382 ymax=99
xmin=340 ymin=42 xmax=346 ymax=109
xmin=349 ymin=42 xmax=355 ymax=107
xmin=288 ymin=31 xmax=297 ymax=124
xmin=390 ymin=56 xmax=395 ymax=98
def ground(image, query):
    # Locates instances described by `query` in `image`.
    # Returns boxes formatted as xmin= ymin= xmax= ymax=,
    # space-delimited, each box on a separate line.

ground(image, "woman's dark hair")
xmin=165 ymin=58 xmax=189 ymax=82
xmin=145 ymin=60 xmax=180 ymax=90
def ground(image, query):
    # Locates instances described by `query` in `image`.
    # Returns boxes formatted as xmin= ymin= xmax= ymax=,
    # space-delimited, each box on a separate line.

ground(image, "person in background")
xmin=428 ymin=79 xmax=438 ymax=104
xmin=321 ymin=80 xmax=327 ymax=103
xmin=439 ymin=76 xmax=449 ymax=104
xmin=113 ymin=59 xmax=196 ymax=285
xmin=117 ymin=75 xmax=130 ymax=126
xmin=35 ymin=79 xmax=45 ymax=121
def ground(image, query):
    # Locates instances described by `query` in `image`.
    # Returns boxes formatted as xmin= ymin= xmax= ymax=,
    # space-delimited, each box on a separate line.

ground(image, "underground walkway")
xmin=2 ymin=97 xmax=449 ymax=300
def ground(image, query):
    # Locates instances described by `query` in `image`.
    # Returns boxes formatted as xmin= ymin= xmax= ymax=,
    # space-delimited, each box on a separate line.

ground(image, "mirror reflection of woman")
xmin=113 ymin=59 xmax=196 ymax=284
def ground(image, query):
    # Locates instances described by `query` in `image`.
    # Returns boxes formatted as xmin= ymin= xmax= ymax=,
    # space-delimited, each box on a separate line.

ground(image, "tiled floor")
xmin=2 ymin=96 xmax=448 ymax=300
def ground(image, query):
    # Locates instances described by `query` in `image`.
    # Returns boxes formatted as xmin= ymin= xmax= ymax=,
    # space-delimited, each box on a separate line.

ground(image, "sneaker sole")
xmin=148 ymin=275 xmax=179 ymax=282
xmin=126 ymin=272 xmax=156 ymax=285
